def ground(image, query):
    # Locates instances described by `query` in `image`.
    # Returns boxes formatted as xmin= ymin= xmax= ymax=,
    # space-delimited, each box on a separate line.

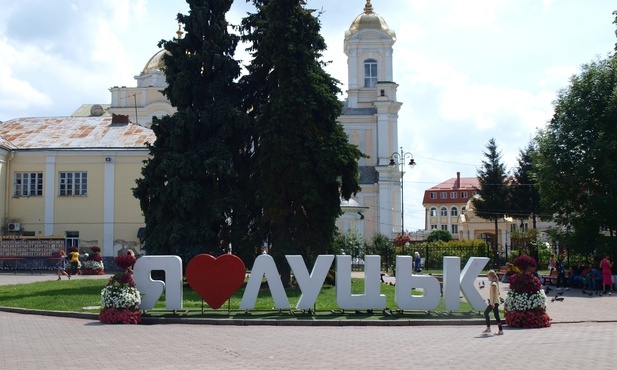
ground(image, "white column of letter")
xmin=336 ymin=255 xmax=386 ymax=310
xmin=287 ymin=255 xmax=334 ymax=310
xmin=134 ymin=255 xmax=183 ymax=310
xmin=395 ymin=255 xmax=441 ymax=310
xmin=240 ymin=254 xmax=290 ymax=310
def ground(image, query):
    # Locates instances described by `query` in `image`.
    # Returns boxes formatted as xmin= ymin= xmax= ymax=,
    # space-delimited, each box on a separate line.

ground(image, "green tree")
xmin=510 ymin=142 xmax=542 ymax=229
xmin=240 ymin=0 xmax=365 ymax=285
xmin=534 ymin=53 xmax=617 ymax=246
xmin=473 ymin=138 xmax=510 ymax=266
xmin=426 ymin=229 xmax=453 ymax=243
xmin=133 ymin=0 xmax=253 ymax=264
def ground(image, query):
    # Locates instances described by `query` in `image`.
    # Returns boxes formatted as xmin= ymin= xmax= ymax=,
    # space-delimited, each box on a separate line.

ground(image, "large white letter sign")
xmin=134 ymin=255 xmax=183 ymax=311
xmin=240 ymin=254 xmax=290 ymax=310
xmin=336 ymin=255 xmax=386 ymax=310
xmin=287 ymin=255 xmax=334 ymax=310
xmin=460 ymin=257 xmax=489 ymax=311
xmin=442 ymin=256 xmax=462 ymax=311
xmin=395 ymin=255 xmax=441 ymax=310
xmin=442 ymin=256 xmax=489 ymax=311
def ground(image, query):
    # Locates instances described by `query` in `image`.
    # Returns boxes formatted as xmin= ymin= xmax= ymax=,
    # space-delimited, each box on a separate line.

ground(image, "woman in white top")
xmin=482 ymin=270 xmax=503 ymax=335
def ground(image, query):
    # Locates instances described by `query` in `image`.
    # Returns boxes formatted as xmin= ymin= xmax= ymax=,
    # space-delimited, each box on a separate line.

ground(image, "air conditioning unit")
xmin=8 ymin=223 xmax=20 ymax=231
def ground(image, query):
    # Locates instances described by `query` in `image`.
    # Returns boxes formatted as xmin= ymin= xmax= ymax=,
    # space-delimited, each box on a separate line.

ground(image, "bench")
xmin=541 ymin=270 xmax=558 ymax=285
xmin=541 ymin=270 xmax=569 ymax=285
xmin=497 ymin=266 xmax=507 ymax=279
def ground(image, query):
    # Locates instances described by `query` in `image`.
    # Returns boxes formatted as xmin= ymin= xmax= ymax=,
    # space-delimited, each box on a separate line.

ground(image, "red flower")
xmin=115 ymin=254 xmax=136 ymax=270
xmin=509 ymin=273 xmax=541 ymax=294
xmin=512 ymin=255 xmax=537 ymax=271
xmin=394 ymin=234 xmax=412 ymax=246
xmin=99 ymin=307 xmax=142 ymax=324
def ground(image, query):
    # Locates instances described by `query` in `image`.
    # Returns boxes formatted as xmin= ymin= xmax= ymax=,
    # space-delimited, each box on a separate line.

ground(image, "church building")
xmin=0 ymin=1 xmax=403 ymax=257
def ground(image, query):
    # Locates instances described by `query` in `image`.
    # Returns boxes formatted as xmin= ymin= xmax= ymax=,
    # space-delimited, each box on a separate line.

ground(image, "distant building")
xmin=422 ymin=172 xmax=556 ymax=254
xmin=422 ymin=172 xmax=479 ymax=237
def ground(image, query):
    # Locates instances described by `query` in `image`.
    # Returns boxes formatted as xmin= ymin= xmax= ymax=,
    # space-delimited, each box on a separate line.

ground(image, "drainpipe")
xmin=4 ymin=150 xmax=15 ymax=235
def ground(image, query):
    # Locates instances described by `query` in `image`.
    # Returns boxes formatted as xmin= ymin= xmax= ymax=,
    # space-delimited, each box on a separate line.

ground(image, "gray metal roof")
xmin=0 ymin=116 xmax=155 ymax=150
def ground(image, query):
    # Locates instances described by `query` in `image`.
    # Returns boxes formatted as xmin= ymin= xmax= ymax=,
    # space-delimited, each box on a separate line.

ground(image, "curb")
xmin=5 ymin=306 xmax=615 ymax=327
xmin=0 ymin=306 xmax=488 ymax=326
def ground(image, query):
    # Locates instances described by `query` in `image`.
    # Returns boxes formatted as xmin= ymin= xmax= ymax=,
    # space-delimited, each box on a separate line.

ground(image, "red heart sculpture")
xmin=185 ymin=254 xmax=246 ymax=310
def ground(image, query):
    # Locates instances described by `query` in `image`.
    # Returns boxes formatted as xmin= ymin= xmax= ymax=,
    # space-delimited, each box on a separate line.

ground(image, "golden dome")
xmin=141 ymin=49 xmax=169 ymax=74
xmin=348 ymin=0 xmax=393 ymax=37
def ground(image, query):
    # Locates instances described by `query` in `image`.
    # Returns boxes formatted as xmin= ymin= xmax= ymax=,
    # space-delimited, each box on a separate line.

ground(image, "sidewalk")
xmin=1 ymin=271 xmax=615 ymax=325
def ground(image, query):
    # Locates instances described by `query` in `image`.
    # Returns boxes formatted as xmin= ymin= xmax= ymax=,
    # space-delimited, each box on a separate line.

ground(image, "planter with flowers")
xmin=394 ymin=234 xmax=411 ymax=246
xmin=99 ymin=254 xmax=141 ymax=324
xmin=83 ymin=246 xmax=105 ymax=275
xmin=504 ymin=255 xmax=552 ymax=328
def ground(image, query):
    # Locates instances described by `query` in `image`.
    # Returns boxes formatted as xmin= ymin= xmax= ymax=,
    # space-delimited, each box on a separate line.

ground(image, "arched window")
xmin=364 ymin=59 xmax=377 ymax=87
xmin=440 ymin=207 xmax=448 ymax=217
xmin=451 ymin=207 xmax=458 ymax=216
xmin=430 ymin=207 xmax=437 ymax=217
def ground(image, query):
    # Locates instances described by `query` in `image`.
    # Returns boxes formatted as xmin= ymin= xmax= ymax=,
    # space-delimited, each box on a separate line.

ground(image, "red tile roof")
xmin=422 ymin=176 xmax=479 ymax=204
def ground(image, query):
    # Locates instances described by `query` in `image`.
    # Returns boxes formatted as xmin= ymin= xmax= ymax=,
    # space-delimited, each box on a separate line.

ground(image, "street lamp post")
xmin=389 ymin=147 xmax=416 ymax=235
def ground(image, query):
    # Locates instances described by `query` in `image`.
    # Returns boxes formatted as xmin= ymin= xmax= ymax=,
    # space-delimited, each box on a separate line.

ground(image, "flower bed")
xmin=504 ymin=255 xmax=552 ymax=328
xmin=99 ymin=254 xmax=141 ymax=324
xmin=82 ymin=260 xmax=105 ymax=275
xmin=99 ymin=307 xmax=142 ymax=325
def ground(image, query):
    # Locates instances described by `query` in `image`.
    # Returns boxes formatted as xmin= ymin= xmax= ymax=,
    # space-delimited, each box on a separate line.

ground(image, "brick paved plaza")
xmin=1 ymin=273 xmax=616 ymax=369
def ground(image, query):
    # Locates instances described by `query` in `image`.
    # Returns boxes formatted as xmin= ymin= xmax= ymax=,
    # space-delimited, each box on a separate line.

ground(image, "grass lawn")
xmin=0 ymin=276 xmax=480 ymax=319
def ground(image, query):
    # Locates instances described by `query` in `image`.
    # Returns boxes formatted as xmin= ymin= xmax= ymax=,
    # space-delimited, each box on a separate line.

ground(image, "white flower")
xmin=83 ymin=260 xmax=104 ymax=270
xmin=101 ymin=286 xmax=141 ymax=309
xmin=504 ymin=290 xmax=547 ymax=311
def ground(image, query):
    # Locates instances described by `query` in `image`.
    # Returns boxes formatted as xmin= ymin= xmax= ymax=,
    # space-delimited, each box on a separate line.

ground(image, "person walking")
xmin=600 ymin=254 xmax=613 ymax=292
xmin=56 ymin=250 xmax=70 ymax=280
xmin=482 ymin=270 xmax=503 ymax=335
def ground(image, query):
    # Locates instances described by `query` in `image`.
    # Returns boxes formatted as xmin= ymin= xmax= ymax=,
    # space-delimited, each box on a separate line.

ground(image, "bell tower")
xmin=339 ymin=0 xmax=404 ymax=238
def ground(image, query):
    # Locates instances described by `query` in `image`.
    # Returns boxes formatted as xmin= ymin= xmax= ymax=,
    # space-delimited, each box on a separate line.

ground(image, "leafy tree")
xmin=240 ymin=0 xmax=365 ymax=285
xmin=133 ymin=0 xmax=253 ymax=264
xmin=473 ymin=138 xmax=510 ymax=266
xmin=534 ymin=53 xmax=617 ymax=246
xmin=426 ymin=229 xmax=453 ymax=243
xmin=510 ymin=142 xmax=542 ymax=229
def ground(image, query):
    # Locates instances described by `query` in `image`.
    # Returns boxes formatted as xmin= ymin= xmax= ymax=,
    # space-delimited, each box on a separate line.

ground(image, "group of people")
xmin=565 ymin=255 xmax=614 ymax=291
xmin=550 ymin=254 xmax=614 ymax=292
xmin=55 ymin=248 xmax=82 ymax=280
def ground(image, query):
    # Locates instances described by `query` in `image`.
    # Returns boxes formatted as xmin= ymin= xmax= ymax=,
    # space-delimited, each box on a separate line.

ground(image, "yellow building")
xmin=0 ymin=115 xmax=154 ymax=257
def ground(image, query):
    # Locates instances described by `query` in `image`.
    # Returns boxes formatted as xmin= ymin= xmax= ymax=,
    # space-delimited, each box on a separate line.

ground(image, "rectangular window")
xmin=364 ymin=60 xmax=378 ymax=87
xmin=430 ymin=225 xmax=437 ymax=230
xmin=472 ymin=191 xmax=478 ymax=197
xmin=440 ymin=192 xmax=447 ymax=199
xmin=59 ymin=172 xmax=87 ymax=196
xmin=65 ymin=231 xmax=79 ymax=250
xmin=452 ymin=224 xmax=459 ymax=234
xmin=14 ymin=172 xmax=43 ymax=196
xmin=450 ymin=192 xmax=457 ymax=199
xmin=430 ymin=192 xmax=437 ymax=199
xmin=461 ymin=191 xmax=468 ymax=199
xmin=441 ymin=225 xmax=448 ymax=231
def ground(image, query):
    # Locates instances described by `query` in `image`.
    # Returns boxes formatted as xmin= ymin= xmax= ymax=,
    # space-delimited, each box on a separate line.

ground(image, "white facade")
xmin=336 ymin=1 xmax=402 ymax=240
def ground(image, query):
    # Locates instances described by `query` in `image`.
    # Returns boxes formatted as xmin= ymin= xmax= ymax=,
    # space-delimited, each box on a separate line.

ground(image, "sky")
xmin=0 ymin=0 xmax=616 ymax=232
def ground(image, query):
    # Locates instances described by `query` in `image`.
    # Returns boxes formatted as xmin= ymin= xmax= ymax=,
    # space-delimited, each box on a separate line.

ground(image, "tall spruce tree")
xmin=240 ymin=0 xmax=364 ymax=285
xmin=133 ymin=0 xmax=253 ymax=263
xmin=510 ymin=142 xmax=542 ymax=229
xmin=473 ymin=138 xmax=510 ymax=266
